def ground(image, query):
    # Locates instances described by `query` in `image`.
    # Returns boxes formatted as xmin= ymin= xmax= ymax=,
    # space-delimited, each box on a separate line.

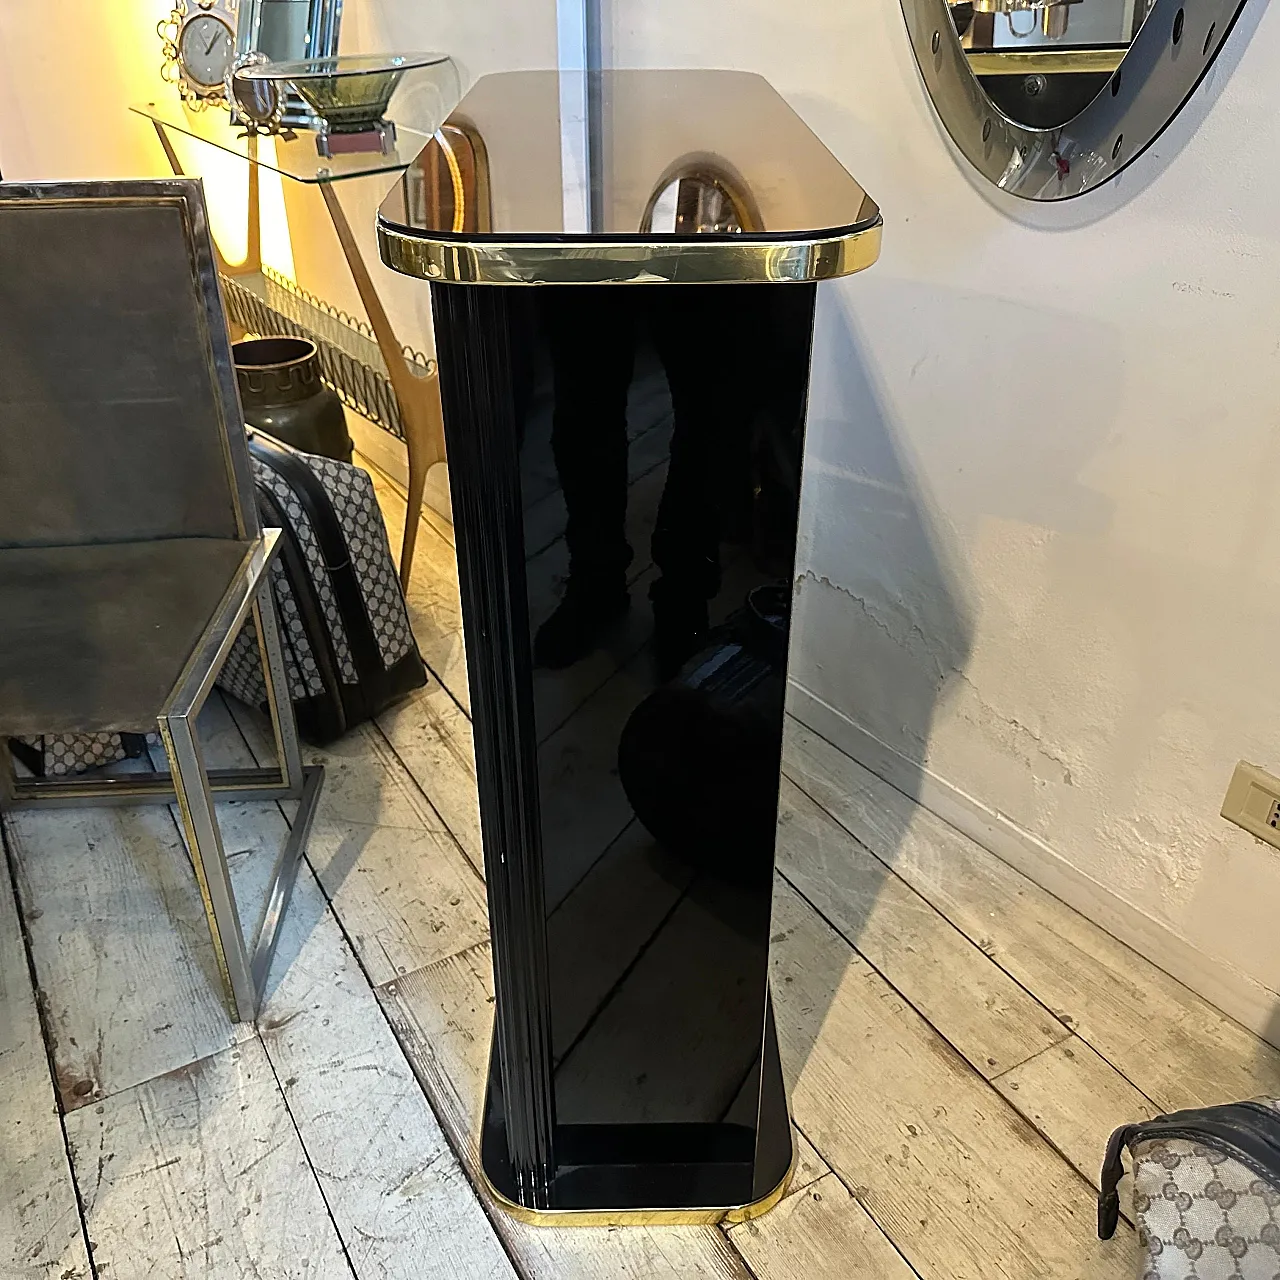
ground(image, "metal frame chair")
xmin=0 ymin=179 xmax=324 ymax=1024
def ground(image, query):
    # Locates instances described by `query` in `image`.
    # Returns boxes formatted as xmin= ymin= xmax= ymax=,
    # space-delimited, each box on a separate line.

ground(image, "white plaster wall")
xmin=0 ymin=2 xmax=177 ymax=180
xmin=609 ymin=0 xmax=1280 ymax=1024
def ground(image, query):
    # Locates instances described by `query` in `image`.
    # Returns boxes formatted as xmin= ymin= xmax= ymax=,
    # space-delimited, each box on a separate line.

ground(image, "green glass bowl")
xmin=237 ymin=53 xmax=451 ymax=134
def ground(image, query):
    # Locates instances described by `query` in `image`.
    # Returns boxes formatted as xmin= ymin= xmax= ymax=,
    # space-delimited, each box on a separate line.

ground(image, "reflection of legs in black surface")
xmin=535 ymin=288 xmax=637 ymax=669
xmin=647 ymin=289 xmax=754 ymax=677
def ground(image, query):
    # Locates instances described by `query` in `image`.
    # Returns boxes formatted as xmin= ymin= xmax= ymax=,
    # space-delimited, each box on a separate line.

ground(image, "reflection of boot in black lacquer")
xmin=533 ymin=575 xmax=630 ymax=669
xmin=650 ymin=576 xmax=710 ymax=680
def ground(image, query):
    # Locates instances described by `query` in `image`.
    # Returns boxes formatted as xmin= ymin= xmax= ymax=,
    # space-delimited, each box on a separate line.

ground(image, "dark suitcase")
xmin=216 ymin=432 xmax=427 ymax=744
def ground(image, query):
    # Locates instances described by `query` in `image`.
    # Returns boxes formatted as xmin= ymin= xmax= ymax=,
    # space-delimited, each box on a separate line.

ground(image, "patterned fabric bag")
xmin=216 ymin=432 xmax=427 ymax=745
xmin=1099 ymin=1098 xmax=1280 ymax=1278
xmin=7 ymin=733 xmax=153 ymax=779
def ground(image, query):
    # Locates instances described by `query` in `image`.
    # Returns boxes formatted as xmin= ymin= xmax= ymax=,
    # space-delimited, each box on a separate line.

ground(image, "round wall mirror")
xmin=902 ymin=0 xmax=1249 ymax=197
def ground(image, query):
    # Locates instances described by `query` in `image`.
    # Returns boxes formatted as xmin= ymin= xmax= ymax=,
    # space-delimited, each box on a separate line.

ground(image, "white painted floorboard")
xmin=0 ymin=841 xmax=91 ymax=1280
xmin=65 ymin=1037 xmax=354 ymax=1280
xmin=4 ymin=795 xmax=254 ymax=1112
xmin=3 ymin=697 xmax=515 ymax=1280
xmin=6 ymin=464 xmax=1279 ymax=1279
xmin=203 ymin=700 xmax=518 ymax=1280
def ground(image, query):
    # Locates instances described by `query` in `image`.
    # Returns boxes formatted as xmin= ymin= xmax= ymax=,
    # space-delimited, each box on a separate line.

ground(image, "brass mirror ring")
xmin=903 ymin=0 xmax=1249 ymax=198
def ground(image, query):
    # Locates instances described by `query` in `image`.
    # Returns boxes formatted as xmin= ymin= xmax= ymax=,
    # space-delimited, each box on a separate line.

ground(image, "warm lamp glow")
xmin=131 ymin=2 xmax=295 ymax=274
xmin=257 ymin=137 xmax=297 ymax=280
xmin=162 ymin=129 xmax=296 ymax=274
xmin=168 ymin=129 xmax=252 ymax=266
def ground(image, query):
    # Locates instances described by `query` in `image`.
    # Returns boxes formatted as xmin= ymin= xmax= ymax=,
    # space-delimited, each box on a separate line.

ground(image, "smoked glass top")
xmin=376 ymin=70 xmax=880 ymax=243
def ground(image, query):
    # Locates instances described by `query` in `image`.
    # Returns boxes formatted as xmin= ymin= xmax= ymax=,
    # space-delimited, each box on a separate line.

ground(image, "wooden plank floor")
xmin=6 ymin=461 xmax=1279 ymax=1279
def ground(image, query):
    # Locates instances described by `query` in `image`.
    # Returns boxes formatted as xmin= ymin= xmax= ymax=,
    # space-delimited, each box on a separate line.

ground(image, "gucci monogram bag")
xmin=1099 ymin=1098 xmax=1280 ymax=1278
xmin=216 ymin=432 xmax=427 ymax=745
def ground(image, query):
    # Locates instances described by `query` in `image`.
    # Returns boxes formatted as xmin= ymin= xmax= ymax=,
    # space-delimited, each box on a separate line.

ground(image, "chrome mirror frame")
xmin=902 ymin=0 xmax=1249 ymax=198
xmin=236 ymin=0 xmax=343 ymax=126
xmin=236 ymin=0 xmax=343 ymax=60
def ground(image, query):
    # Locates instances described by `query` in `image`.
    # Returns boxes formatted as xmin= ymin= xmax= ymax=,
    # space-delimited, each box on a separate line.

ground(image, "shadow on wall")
xmin=774 ymin=273 xmax=1124 ymax=1092
xmin=789 ymin=279 xmax=978 ymax=766
xmin=789 ymin=271 xmax=1124 ymax=753
xmin=776 ymin=278 xmax=975 ymax=1094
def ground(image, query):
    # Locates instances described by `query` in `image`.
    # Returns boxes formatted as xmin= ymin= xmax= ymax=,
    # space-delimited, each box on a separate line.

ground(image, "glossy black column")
xmin=432 ymin=278 xmax=816 ymax=1216
xmin=431 ymin=282 xmax=556 ymax=1208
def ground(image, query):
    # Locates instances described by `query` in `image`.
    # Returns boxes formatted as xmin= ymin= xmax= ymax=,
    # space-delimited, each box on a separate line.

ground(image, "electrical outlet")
xmin=1221 ymin=761 xmax=1280 ymax=849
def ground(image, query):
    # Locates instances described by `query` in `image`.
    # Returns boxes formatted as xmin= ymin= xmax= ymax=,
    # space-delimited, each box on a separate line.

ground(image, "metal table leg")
xmin=320 ymin=181 xmax=446 ymax=589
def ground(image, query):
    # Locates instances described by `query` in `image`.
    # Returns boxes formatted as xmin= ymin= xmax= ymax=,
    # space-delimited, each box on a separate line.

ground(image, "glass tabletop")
xmin=377 ymin=70 xmax=881 ymax=243
xmin=131 ymin=98 xmax=435 ymax=184
xmin=236 ymin=52 xmax=450 ymax=81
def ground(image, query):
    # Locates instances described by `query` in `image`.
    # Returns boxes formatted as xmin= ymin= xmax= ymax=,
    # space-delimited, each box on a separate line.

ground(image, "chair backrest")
xmin=0 ymin=180 xmax=258 ymax=548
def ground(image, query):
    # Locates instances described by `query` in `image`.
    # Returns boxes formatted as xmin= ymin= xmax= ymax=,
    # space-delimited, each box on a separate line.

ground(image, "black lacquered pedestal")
xmin=378 ymin=69 xmax=881 ymax=1225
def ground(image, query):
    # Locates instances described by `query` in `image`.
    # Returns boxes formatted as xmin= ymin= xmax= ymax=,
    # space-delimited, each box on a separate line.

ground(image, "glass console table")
xmin=377 ymin=70 xmax=882 ymax=1223
xmin=131 ymin=98 xmax=446 ymax=587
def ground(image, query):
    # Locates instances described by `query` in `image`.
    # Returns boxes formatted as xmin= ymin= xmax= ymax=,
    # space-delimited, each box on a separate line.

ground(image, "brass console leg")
xmin=319 ymin=181 xmax=445 ymax=589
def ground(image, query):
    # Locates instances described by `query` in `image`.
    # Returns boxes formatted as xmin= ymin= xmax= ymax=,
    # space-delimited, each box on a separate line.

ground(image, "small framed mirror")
xmin=902 ymin=0 xmax=1248 ymax=197
xmin=236 ymin=0 xmax=343 ymax=126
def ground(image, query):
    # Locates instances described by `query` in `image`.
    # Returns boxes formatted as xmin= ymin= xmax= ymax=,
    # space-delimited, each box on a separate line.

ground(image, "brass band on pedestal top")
xmin=375 ymin=224 xmax=882 ymax=286
xmin=377 ymin=69 xmax=882 ymax=286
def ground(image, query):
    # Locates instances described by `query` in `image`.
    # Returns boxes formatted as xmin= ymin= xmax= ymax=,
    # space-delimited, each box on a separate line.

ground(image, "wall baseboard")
xmin=788 ymin=682 xmax=1280 ymax=1053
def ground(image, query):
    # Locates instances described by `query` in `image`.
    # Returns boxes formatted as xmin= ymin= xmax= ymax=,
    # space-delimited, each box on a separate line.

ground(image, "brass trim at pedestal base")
xmin=478 ymin=1150 xmax=797 ymax=1228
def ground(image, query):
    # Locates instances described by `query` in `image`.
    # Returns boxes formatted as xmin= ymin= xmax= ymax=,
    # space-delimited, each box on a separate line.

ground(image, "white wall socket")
xmin=1221 ymin=761 xmax=1280 ymax=850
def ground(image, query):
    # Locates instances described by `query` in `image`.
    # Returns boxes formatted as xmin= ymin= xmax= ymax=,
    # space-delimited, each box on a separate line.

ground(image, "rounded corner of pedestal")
xmin=722 ymin=1155 xmax=797 ymax=1226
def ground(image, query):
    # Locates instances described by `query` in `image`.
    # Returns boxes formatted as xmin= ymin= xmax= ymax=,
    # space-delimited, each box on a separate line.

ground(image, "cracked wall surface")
xmin=610 ymin=0 xmax=1280 ymax=1001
